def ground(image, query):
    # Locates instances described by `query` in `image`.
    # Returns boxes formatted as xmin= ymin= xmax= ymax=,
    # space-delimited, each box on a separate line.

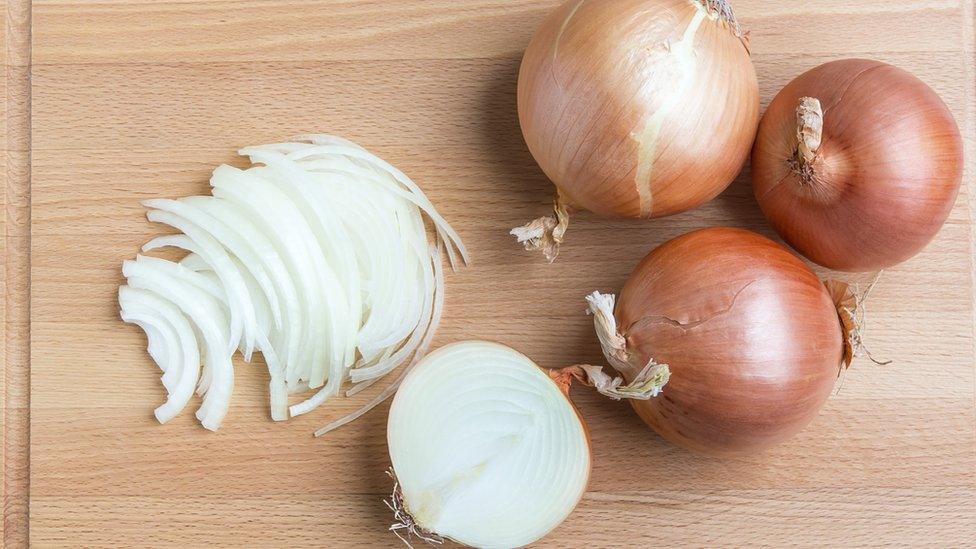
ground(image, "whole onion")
xmin=513 ymin=0 xmax=759 ymax=261
xmin=585 ymin=227 xmax=855 ymax=455
xmin=752 ymin=59 xmax=963 ymax=272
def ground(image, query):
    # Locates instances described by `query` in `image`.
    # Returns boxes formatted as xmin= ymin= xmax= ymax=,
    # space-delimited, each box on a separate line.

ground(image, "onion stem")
xmin=550 ymin=361 xmax=670 ymax=400
xmin=584 ymin=291 xmax=633 ymax=373
xmin=795 ymin=96 xmax=823 ymax=176
xmin=510 ymin=191 xmax=571 ymax=263
xmin=826 ymin=272 xmax=891 ymax=371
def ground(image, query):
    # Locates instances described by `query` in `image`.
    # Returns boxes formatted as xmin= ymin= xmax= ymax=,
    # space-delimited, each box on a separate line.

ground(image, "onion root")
xmin=384 ymin=468 xmax=444 ymax=547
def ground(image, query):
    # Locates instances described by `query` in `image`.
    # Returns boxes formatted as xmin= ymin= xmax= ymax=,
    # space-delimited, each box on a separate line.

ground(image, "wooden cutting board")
xmin=4 ymin=0 xmax=975 ymax=546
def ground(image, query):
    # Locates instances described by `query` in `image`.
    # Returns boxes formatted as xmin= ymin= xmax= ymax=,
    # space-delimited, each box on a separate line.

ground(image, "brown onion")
xmin=512 ymin=0 xmax=759 ymax=261
xmin=752 ymin=59 xmax=963 ymax=272
xmin=583 ymin=227 xmax=855 ymax=455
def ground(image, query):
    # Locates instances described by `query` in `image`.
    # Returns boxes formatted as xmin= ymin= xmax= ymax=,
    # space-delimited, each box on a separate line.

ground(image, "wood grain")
xmin=12 ymin=0 xmax=976 ymax=546
xmin=4 ymin=0 xmax=30 ymax=546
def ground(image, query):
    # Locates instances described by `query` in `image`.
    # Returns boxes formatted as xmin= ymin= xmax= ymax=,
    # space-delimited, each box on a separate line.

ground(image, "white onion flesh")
xmin=178 ymin=251 xmax=288 ymax=421
xmin=312 ymin=241 xmax=446 ymax=436
xmin=123 ymin=258 xmax=232 ymax=430
xmin=120 ymin=310 xmax=178 ymax=389
xmin=119 ymin=286 xmax=201 ymax=424
xmin=387 ymin=341 xmax=589 ymax=548
xmin=183 ymin=195 xmax=304 ymax=376
xmin=141 ymin=223 xmax=256 ymax=359
xmin=119 ymin=135 xmax=465 ymax=431
xmin=211 ymin=164 xmax=347 ymax=390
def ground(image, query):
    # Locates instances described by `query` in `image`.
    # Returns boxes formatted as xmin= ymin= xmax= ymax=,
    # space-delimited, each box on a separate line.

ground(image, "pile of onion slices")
xmin=119 ymin=135 xmax=467 ymax=432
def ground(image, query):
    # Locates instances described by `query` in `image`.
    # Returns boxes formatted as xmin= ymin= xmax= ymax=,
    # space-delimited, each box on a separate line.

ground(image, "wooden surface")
xmin=4 ymin=0 xmax=974 ymax=546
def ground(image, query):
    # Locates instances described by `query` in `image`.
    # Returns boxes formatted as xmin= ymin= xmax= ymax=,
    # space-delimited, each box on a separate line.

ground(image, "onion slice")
xmin=119 ymin=286 xmax=202 ymax=424
xmin=120 ymin=134 xmax=465 ymax=431
xmin=123 ymin=257 xmax=233 ymax=431
xmin=386 ymin=341 xmax=590 ymax=548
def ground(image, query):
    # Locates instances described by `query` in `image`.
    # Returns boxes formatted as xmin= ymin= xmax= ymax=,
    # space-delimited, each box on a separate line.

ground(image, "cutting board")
xmin=4 ymin=0 xmax=975 ymax=546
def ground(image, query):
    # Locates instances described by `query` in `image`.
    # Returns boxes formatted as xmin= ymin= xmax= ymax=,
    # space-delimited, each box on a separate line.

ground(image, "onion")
xmin=385 ymin=341 xmax=590 ymax=547
xmin=118 ymin=286 xmax=201 ymax=424
xmin=123 ymin=257 xmax=233 ymax=430
xmin=751 ymin=59 xmax=963 ymax=272
xmin=585 ymin=227 xmax=860 ymax=455
xmin=118 ymin=135 xmax=466 ymax=431
xmin=512 ymin=0 xmax=759 ymax=261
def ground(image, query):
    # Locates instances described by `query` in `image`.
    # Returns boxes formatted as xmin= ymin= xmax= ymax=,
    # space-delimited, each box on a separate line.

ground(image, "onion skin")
xmin=612 ymin=228 xmax=843 ymax=455
xmin=518 ymin=0 xmax=759 ymax=219
xmin=752 ymin=59 xmax=963 ymax=272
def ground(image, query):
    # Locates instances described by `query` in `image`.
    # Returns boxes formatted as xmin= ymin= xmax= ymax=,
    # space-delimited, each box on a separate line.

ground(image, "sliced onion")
xmin=145 ymin=198 xmax=283 ymax=329
xmin=279 ymin=141 xmax=468 ymax=267
xmin=118 ymin=286 xmax=203 ymax=424
xmin=123 ymin=257 xmax=233 ymax=430
xmin=140 ymin=216 xmax=256 ymax=360
xmin=386 ymin=341 xmax=589 ymax=547
xmin=183 ymin=196 xmax=303 ymax=376
xmin=119 ymin=308 xmax=179 ymax=390
xmin=179 ymin=252 xmax=211 ymax=273
xmin=243 ymin=152 xmax=362 ymax=386
xmin=178 ymin=251 xmax=288 ymax=421
xmin=121 ymin=134 xmax=465 ymax=430
xmin=131 ymin=254 xmax=225 ymax=304
xmin=349 ymin=242 xmax=435 ymax=383
xmin=272 ymin=154 xmax=421 ymax=361
xmin=314 ymin=241 xmax=446 ymax=435
xmin=210 ymin=165 xmax=347 ymax=391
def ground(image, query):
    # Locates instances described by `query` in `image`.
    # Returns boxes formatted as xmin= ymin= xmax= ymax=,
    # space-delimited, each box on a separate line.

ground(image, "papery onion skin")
xmin=518 ymin=0 xmax=759 ymax=220
xmin=752 ymin=59 xmax=963 ymax=272
xmin=611 ymin=228 xmax=843 ymax=455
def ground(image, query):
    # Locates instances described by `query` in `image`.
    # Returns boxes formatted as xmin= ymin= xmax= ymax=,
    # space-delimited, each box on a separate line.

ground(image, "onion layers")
xmin=588 ymin=227 xmax=849 ymax=455
xmin=119 ymin=135 xmax=466 ymax=431
xmin=513 ymin=0 xmax=759 ymax=260
xmin=752 ymin=59 xmax=963 ymax=271
xmin=387 ymin=341 xmax=590 ymax=548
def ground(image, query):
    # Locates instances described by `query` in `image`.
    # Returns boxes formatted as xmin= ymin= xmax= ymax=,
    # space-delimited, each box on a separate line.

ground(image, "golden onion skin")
xmin=614 ymin=228 xmax=843 ymax=455
xmin=752 ymin=59 xmax=963 ymax=272
xmin=518 ymin=0 xmax=759 ymax=219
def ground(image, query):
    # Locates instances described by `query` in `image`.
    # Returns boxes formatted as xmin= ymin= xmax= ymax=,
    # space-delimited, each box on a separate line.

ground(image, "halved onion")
xmin=386 ymin=341 xmax=590 ymax=548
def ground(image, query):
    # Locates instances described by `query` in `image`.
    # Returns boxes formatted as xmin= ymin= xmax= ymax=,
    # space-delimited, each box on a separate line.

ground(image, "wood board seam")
xmin=966 ymin=0 xmax=976 ymax=483
xmin=4 ymin=0 xmax=31 ymax=546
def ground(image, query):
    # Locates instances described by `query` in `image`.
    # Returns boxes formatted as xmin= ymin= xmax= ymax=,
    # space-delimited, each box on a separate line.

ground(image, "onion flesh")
xmin=386 ymin=341 xmax=589 ymax=548
xmin=119 ymin=286 xmax=201 ymax=424
xmin=123 ymin=257 xmax=233 ymax=430
xmin=118 ymin=135 xmax=465 ymax=431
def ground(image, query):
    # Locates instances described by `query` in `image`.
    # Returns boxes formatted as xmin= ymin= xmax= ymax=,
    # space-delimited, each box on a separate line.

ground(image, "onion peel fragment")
xmin=825 ymin=274 xmax=891 ymax=370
